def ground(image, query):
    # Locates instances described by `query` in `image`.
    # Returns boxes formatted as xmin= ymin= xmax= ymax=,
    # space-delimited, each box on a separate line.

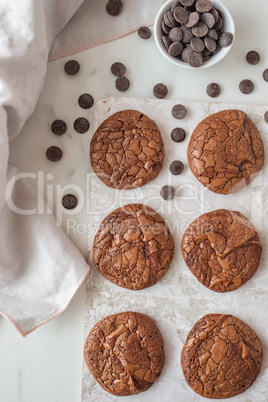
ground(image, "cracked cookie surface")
xmin=181 ymin=209 xmax=262 ymax=292
xmin=93 ymin=203 xmax=174 ymax=290
xmin=90 ymin=110 xmax=164 ymax=189
xmin=84 ymin=311 xmax=165 ymax=396
xmin=187 ymin=109 xmax=264 ymax=194
xmin=181 ymin=314 xmax=263 ymax=399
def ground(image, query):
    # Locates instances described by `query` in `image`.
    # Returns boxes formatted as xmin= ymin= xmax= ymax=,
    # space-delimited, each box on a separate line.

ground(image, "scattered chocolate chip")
xmin=138 ymin=26 xmax=151 ymax=39
xmin=239 ymin=79 xmax=254 ymax=94
xmin=74 ymin=117 xmax=90 ymax=133
xmin=64 ymin=60 xmax=80 ymax=75
xmin=189 ymin=51 xmax=203 ymax=67
xmin=46 ymin=146 xmax=62 ymax=162
xmin=206 ymin=82 xmax=221 ymax=97
xmin=190 ymin=37 xmax=204 ymax=52
xmin=110 ymin=62 xmax=126 ymax=77
xmin=171 ymin=127 xmax=186 ymax=142
xmin=169 ymin=27 xmax=183 ymax=42
xmin=153 ymin=83 xmax=168 ymax=99
xmin=246 ymin=51 xmax=260 ymax=65
xmin=162 ymin=35 xmax=172 ymax=49
xmin=196 ymin=0 xmax=212 ymax=13
xmin=204 ymin=36 xmax=216 ymax=52
xmin=106 ymin=0 xmax=122 ymax=16
xmin=218 ymin=32 xmax=233 ymax=47
xmin=172 ymin=104 xmax=187 ymax=119
xmin=78 ymin=94 xmax=94 ymax=109
xmin=169 ymin=41 xmax=183 ymax=56
xmin=160 ymin=185 xmax=176 ymax=200
xmin=62 ymin=194 xmax=78 ymax=210
xmin=264 ymin=111 xmax=268 ymax=123
xmin=170 ymin=160 xmax=184 ymax=175
xmin=263 ymin=68 xmax=268 ymax=82
xmin=115 ymin=76 xmax=130 ymax=92
xmin=192 ymin=22 xmax=208 ymax=38
xmin=200 ymin=12 xmax=215 ymax=29
xmin=174 ymin=7 xmax=189 ymax=24
xmin=51 ymin=119 xmax=67 ymax=135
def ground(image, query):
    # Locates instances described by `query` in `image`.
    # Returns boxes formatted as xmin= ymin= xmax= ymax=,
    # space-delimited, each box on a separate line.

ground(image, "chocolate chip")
xmin=181 ymin=46 xmax=193 ymax=62
xmin=169 ymin=27 xmax=183 ymax=42
xmin=153 ymin=83 xmax=168 ymax=99
xmin=164 ymin=11 xmax=177 ymax=28
xmin=210 ymin=8 xmax=219 ymax=22
xmin=46 ymin=146 xmax=62 ymax=162
xmin=204 ymin=36 xmax=216 ymax=52
xmin=111 ymin=62 xmax=126 ymax=77
xmin=208 ymin=29 xmax=218 ymax=40
xmin=106 ymin=0 xmax=122 ymax=16
xmin=162 ymin=19 xmax=171 ymax=34
xmin=62 ymin=194 xmax=78 ymax=210
xmin=64 ymin=60 xmax=80 ymax=75
xmin=171 ymin=1 xmax=182 ymax=13
xmin=239 ymin=79 xmax=254 ymax=94
xmin=73 ymin=117 xmax=90 ymax=133
xmin=264 ymin=111 xmax=268 ymax=123
xmin=263 ymin=68 xmax=268 ymax=82
xmin=160 ymin=185 xmax=176 ymax=200
xmin=171 ymin=127 xmax=186 ymax=142
xmin=168 ymin=41 xmax=183 ymax=56
xmin=192 ymin=22 xmax=208 ymax=38
xmin=138 ymin=26 xmax=151 ymax=39
xmin=51 ymin=119 xmax=67 ymax=135
xmin=218 ymin=32 xmax=233 ymax=47
xmin=189 ymin=51 xmax=203 ymax=67
xmin=174 ymin=7 xmax=189 ymax=24
xmin=211 ymin=44 xmax=222 ymax=56
xmin=196 ymin=0 xmax=212 ymax=13
xmin=181 ymin=25 xmax=194 ymax=43
xmin=200 ymin=12 xmax=215 ymax=29
xmin=246 ymin=51 xmax=260 ymax=65
xmin=115 ymin=76 xmax=130 ymax=92
xmin=162 ymin=36 xmax=172 ymax=49
xmin=213 ymin=16 xmax=222 ymax=31
xmin=190 ymin=37 xmax=204 ymax=52
xmin=185 ymin=12 xmax=199 ymax=27
xmin=78 ymin=94 xmax=94 ymax=109
xmin=170 ymin=160 xmax=184 ymax=175
xmin=180 ymin=0 xmax=194 ymax=6
xmin=206 ymin=83 xmax=221 ymax=97
xmin=172 ymin=104 xmax=187 ymax=119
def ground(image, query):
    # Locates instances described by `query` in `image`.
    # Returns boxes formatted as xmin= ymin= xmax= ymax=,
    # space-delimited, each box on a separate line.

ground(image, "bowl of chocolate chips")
xmin=154 ymin=0 xmax=235 ymax=68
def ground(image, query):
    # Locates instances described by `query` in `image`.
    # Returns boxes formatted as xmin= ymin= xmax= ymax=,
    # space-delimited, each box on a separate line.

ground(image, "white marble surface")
xmin=2 ymin=0 xmax=268 ymax=401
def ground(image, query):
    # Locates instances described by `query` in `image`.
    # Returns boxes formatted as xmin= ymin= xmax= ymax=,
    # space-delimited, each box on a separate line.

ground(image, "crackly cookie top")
xmin=93 ymin=203 xmax=174 ymax=290
xmin=84 ymin=311 xmax=165 ymax=396
xmin=181 ymin=314 xmax=263 ymax=399
xmin=187 ymin=109 xmax=264 ymax=194
xmin=181 ymin=209 xmax=262 ymax=292
xmin=90 ymin=110 xmax=165 ymax=189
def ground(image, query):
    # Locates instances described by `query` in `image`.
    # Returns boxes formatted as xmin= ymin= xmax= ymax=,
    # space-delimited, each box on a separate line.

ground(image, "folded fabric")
xmin=49 ymin=0 xmax=165 ymax=60
xmin=0 ymin=0 xmax=89 ymax=336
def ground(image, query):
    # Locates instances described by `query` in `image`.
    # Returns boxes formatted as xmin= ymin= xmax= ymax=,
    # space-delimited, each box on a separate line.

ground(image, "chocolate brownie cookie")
xmin=90 ymin=110 xmax=164 ymax=189
xmin=181 ymin=314 xmax=263 ymax=399
xmin=187 ymin=110 xmax=264 ymax=194
xmin=93 ymin=203 xmax=174 ymax=290
xmin=84 ymin=311 xmax=165 ymax=396
xmin=181 ymin=209 xmax=262 ymax=292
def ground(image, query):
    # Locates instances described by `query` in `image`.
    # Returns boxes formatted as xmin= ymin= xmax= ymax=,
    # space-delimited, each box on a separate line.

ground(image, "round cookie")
xmin=84 ymin=311 xmax=165 ymax=396
xmin=90 ymin=110 xmax=164 ymax=189
xmin=181 ymin=313 xmax=263 ymax=399
xmin=93 ymin=203 xmax=174 ymax=290
xmin=187 ymin=109 xmax=264 ymax=194
xmin=181 ymin=209 xmax=262 ymax=292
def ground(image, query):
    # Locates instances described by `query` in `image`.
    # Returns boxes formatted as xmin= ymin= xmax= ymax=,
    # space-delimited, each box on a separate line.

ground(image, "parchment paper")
xmin=82 ymin=97 xmax=268 ymax=402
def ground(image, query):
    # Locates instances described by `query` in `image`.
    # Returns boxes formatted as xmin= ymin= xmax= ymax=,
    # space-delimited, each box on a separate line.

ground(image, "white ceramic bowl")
xmin=154 ymin=0 xmax=235 ymax=69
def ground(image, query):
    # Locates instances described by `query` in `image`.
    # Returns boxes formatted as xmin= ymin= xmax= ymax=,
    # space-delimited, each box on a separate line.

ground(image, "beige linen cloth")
xmin=0 ymin=0 xmax=164 ymax=336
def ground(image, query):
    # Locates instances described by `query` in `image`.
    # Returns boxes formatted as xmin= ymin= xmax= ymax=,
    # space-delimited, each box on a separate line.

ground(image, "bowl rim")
xmin=154 ymin=0 xmax=235 ymax=69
